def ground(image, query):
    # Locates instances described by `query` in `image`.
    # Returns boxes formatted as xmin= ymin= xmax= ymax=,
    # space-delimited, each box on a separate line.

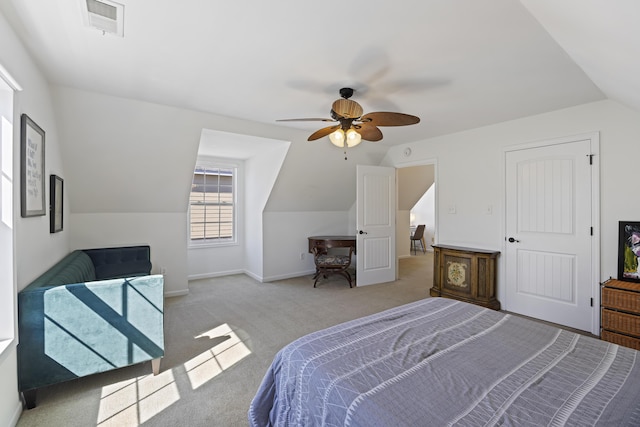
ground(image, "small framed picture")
xmin=20 ymin=114 xmax=45 ymax=217
xmin=618 ymin=221 xmax=640 ymax=283
xmin=50 ymin=174 xmax=63 ymax=233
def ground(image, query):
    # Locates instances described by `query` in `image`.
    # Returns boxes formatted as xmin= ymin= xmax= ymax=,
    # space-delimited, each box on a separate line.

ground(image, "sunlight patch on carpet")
xmin=97 ymin=370 xmax=179 ymax=426
xmin=186 ymin=323 xmax=251 ymax=389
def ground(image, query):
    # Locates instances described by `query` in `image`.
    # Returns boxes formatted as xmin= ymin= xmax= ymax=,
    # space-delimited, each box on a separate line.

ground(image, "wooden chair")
xmin=312 ymin=246 xmax=354 ymax=288
xmin=410 ymin=224 xmax=426 ymax=254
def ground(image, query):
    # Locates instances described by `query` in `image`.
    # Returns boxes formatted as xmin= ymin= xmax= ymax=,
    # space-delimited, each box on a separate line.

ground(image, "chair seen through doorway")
xmin=410 ymin=224 xmax=426 ymax=255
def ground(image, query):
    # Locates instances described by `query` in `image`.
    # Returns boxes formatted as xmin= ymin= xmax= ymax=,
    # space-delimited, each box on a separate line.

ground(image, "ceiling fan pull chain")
xmin=344 ymin=149 xmax=348 ymax=160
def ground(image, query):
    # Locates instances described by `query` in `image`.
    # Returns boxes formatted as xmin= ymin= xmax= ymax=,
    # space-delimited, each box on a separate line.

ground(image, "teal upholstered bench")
xmin=17 ymin=246 xmax=164 ymax=409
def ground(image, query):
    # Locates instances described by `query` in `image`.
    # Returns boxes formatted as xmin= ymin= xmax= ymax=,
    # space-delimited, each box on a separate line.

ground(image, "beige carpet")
xmin=16 ymin=254 xmax=433 ymax=427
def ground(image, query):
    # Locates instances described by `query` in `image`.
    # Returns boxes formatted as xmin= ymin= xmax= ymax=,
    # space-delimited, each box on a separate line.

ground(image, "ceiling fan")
xmin=277 ymin=87 xmax=420 ymax=148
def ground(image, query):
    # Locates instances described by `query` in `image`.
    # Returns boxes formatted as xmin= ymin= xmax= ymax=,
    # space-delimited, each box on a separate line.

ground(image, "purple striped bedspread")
xmin=249 ymin=297 xmax=640 ymax=426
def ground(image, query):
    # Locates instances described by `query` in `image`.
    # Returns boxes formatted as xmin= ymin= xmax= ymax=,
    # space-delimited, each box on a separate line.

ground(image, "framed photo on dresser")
xmin=618 ymin=221 xmax=640 ymax=283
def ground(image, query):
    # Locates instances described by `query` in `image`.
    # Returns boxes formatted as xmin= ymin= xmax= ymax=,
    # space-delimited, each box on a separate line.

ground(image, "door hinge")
xmin=590 ymin=297 xmax=594 ymax=307
xmin=590 ymin=226 xmax=593 ymax=236
xmin=587 ymin=154 xmax=594 ymax=165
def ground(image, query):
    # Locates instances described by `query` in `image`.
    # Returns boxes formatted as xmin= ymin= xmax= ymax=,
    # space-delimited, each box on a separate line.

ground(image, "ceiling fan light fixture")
xmin=329 ymin=129 xmax=345 ymax=147
xmin=345 ymin=128 xmax=362 ymax=147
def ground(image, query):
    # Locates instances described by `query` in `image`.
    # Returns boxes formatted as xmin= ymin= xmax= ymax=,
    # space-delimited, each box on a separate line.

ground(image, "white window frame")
xmin=0 ymin=65 xmax=19 ymax=356
xmin=188 ymin=158 xmax=239 ymax=248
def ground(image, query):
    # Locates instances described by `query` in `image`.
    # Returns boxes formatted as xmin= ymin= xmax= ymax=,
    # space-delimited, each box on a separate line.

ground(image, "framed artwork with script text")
xmin=20 ymin=114 xmax=45 ymax=217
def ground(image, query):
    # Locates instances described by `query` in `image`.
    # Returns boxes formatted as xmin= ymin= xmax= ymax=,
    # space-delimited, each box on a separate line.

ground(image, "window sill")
xmin=0 ymin=338 xmax=13 ymax=359
xmin=188 ymin=241 xmax=238 ymax=250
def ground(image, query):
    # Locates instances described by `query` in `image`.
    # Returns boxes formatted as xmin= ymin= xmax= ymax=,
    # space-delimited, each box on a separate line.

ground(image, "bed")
xmin=248 ymin=297 xmax=640 ymax=426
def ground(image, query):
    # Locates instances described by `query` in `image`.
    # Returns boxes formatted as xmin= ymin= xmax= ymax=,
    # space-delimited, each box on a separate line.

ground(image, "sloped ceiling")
xmin=1 ymin=1 xmax=638 ymax=214
xmin=520 ymin=0 xmax=640 ymax=113
xmin=398 ymin=166 xmax=435 ymax=211
xmin=1 ymin=0 xmax=623 ymax=144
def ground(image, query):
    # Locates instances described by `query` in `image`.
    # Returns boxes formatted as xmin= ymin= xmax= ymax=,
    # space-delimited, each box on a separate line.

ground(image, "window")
xmin=189 ymin=165 xmax=236 ymax=244
xmin=0 ymin=66 xmax=17 ymax=353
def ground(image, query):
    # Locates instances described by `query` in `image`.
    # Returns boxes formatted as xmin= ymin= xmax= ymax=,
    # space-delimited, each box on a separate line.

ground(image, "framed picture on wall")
xmin=618 ymin=221 xmax=640 ymax=283
xmin=50 ymin=174 xmax=63 ymax=233
xmin=20 ymin=114 xmax=45 ymax=217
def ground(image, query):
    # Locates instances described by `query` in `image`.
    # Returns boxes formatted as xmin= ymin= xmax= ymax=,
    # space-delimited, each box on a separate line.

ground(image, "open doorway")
xmin=410 ymin=184 xmax=435 ymax=252
xmin=397 ymin=164 xmax=435 ymax=256
xmin=396 ymin=163 xmax=436 ymax=284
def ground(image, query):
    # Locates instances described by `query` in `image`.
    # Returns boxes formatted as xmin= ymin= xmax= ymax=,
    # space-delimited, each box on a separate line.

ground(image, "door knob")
xmin=359 ymin=230 xmax=368 ymax=235
xmin=508 ymin=237 xmax=520 ymax=243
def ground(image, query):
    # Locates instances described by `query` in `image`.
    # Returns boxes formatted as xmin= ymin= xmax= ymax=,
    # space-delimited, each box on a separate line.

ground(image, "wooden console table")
xmin=430 ymin=244 xmax=500 ymax=310
xmin=308 ymin=236 xmax=356 ymax=254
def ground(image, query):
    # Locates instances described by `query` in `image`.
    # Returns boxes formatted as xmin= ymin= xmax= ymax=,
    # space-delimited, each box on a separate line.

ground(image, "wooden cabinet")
xmin=601 ymin=279 xmax=640 ymax=350
xmin=430 ymin=244 xmax=500 ymax=310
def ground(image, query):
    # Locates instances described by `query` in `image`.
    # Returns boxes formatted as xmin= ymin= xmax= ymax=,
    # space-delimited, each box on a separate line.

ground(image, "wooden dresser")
xmin=430 ymin=244 xmax=500 ymax=310
xmin=601 ymin=278 xmax=640 ymax=350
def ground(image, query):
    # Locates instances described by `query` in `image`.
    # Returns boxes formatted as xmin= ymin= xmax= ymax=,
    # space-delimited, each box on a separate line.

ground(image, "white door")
xmin=505 ymin=136 xmax=597 ymax=332
xmin=356 ymin=165 xmax=396 ymax=286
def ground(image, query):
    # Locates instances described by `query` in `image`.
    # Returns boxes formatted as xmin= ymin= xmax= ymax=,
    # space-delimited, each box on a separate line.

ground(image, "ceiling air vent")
xmin=83 ymin=0 xmax=124 ymax=37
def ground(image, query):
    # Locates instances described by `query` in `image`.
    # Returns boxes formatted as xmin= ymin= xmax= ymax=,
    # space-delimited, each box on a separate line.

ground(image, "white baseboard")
xmin=164 ymin=289 xmax=189 ymax=298
xmin=243 ymin=270 xmax=263 ymax=282
xmin=188 ymin=269 xmax=244 ymax=281
xmin=262 ymin=269 xmax=315 ymax=282
xmin=8 ymin=398 xmax=21 ymax=427
xmin=186 ymin=269 xmax=315 ymax=284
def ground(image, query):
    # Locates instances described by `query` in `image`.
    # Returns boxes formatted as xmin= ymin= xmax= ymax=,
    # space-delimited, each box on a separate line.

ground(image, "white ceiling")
xmin=0 ymin=0 xmax=638 ymax=146
xmin=198 ymin=128 xmax=289 ymax=160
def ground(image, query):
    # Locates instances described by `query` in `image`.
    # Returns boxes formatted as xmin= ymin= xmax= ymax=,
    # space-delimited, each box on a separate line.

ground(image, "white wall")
xmin=385 ymin=99 xmax=640 ymax=305
xmin=262 ymin=211 xmax=349 ymax=281
xmin=11 ymin=59 xmax=69 ymax=290
xmin=47 ymin=85 xmax=386 ymax=291
xmin=243 ymin=142 xmax=289 ymax=280
xmin=188 ymin=243 xmax=244 ymax=280
xmin=50 ymin=85 xmax=302 ymax=295
xmin=0 ymin=11 xmax=70 ymax=426
xmin=46 ymin=85 xmax=387 ymax=290
xmin=70 ymin=213 xmax=188 ymax=296
xmin=397 ymin=210 xmax=411 ymax=258
xmin=187 ymin=137 xmax=290 ymax=281
xmin=0 ymin=352 xmax=19 ymax=426
xmin=188 ymin=158 xmax=246 ymax=281
xmin=348 ymin=203 xmax=357 ymax=236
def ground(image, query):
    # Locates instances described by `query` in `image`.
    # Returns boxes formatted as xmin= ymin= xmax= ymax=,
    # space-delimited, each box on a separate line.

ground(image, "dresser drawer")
xmin=602 ymin=287 xmax=640 ymax=314
xmin=601 ymin=329 xmax=640 ymax=350
xmin=602 ymin=308 xmax=640 ymax=337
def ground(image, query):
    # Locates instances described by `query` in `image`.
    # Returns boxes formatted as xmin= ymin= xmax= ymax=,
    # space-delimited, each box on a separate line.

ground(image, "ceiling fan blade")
xmin=277 ymin=118 xmax=335 ymax=122
xmin=360 ymin=112 xmax=420 ymax=127
xmin=308 ymin=125 xmax=341 ymax=141
xmin=355 ymin=123 xmax=383 ymax=142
